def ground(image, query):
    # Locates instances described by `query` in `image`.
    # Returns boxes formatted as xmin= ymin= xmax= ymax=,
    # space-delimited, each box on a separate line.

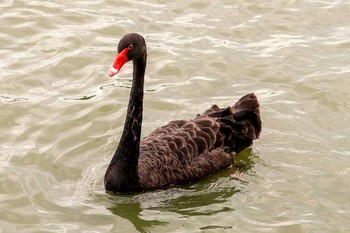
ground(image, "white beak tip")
xmin=107 ymin=67 xmax=118 ymax=77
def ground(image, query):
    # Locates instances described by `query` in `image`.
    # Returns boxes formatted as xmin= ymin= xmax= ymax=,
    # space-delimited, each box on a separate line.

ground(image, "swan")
xmin=104 ymin=33 xmax=262 ymax=193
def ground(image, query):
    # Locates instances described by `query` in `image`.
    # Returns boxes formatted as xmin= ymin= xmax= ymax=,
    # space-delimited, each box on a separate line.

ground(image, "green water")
xmin=1 ymin=0 xmax=350 ymax=232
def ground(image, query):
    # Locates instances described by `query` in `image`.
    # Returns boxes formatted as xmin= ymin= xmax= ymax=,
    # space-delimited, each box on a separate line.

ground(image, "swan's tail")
xmin=202 ymin=93 xmax=261 ymax=153
xmin=231 ymin=93 xmax=261 ymax=140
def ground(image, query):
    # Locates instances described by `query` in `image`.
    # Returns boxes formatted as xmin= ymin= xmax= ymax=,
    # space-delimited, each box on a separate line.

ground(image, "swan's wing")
xmin=138 ymin=119 xmax=233 ymax=188
xmin=138 ymin=93 xmax=261 ymax=189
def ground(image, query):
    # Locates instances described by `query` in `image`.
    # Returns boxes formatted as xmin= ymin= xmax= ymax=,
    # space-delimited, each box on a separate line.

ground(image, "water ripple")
xmin=1 ymin=0 xmax=350 ymax=232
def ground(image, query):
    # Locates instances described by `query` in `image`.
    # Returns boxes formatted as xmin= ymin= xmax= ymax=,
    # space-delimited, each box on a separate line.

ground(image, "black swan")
xmin=104 ymin=33 xmax=262 ymax=193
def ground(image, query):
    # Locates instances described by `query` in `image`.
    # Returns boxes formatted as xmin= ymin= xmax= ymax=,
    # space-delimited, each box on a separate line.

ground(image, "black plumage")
xmin=104 ymin=33 xmax=262 ymax=193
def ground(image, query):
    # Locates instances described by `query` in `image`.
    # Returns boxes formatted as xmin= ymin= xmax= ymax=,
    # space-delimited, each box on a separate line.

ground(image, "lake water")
xmin=1 ymin=0 xmax=350 ymax=232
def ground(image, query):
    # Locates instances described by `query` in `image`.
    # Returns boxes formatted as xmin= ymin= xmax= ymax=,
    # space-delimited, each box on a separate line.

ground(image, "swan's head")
xmin=107 ymin=33 xmax=146 ymax=77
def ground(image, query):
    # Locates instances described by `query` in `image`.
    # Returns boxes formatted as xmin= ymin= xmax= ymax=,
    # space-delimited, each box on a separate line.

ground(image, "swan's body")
xmin=104 ymin=33 xmax=261 ymax=193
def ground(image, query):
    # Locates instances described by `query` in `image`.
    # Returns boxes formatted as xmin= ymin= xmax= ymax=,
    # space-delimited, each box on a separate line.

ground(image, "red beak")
xmin=107 ymin=47 xmax=129 ymax=77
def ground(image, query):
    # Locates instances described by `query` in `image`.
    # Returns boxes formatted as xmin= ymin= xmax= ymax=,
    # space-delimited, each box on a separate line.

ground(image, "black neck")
xmin=116 ymin=54 xmax=146 ymax=160
xmin=105 ymin=52 xmax=147 ymax=190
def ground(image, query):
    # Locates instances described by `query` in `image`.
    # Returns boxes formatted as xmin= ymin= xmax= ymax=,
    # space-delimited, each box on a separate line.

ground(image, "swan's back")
xmin=137 ymin=93 xmax=261 ymax=191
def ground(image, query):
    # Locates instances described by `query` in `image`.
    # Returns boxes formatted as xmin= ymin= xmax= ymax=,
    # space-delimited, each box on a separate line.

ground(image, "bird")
xmin=104 ymin=33 xmax=262 ymax=193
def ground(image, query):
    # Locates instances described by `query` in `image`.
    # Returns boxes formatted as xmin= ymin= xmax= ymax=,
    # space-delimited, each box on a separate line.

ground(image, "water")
xmin=1 ymin=0 xmax=350 ymax=232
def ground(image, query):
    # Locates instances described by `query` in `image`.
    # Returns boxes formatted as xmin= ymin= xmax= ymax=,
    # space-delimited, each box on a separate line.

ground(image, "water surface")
xmin=1 ymin=0 xmax=350 ymax=232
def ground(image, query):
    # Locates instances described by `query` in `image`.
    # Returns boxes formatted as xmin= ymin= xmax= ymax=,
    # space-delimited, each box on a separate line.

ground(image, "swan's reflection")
xmin=107 ymin=201 xmax=167 ymax=233
xmin=106 ymin=148 xmax=257 ymax=232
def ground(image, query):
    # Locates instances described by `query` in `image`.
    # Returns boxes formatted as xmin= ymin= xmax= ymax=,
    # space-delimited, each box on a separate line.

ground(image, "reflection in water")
xmin=106 ymin=148 xmax=257 ymax=232
xmin=108 ymin=201 xmax=167 ymax=233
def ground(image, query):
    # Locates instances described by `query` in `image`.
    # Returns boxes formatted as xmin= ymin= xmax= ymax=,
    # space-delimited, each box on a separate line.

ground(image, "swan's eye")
xmin=128 ymin=44 xmax=134 ymax=50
